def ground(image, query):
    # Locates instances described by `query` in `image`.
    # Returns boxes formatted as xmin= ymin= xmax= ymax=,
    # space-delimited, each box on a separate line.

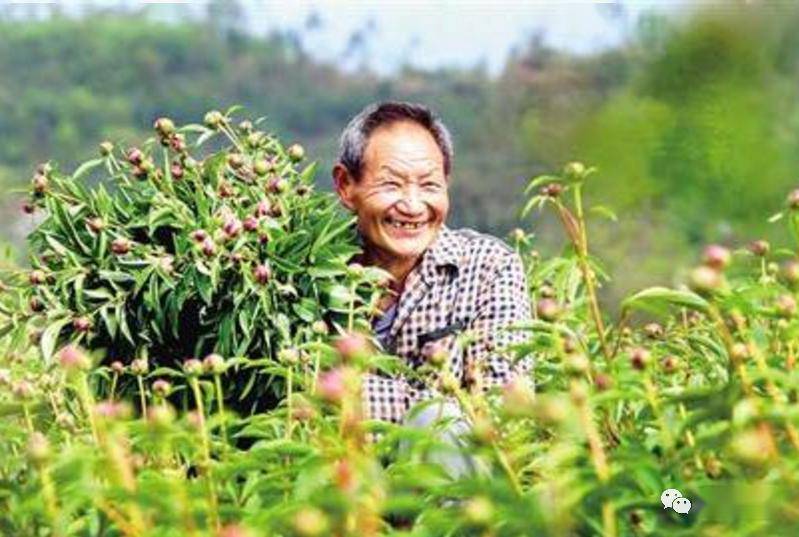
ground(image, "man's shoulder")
xmin=446 ymin=226 xmax=516 ymax=259
xmin=441 ymin=227 xmax=520 ymax=272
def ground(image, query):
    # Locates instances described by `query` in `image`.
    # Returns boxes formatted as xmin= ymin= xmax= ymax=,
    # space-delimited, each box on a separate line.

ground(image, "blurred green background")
xmin=3 ymin=1 xmax=799 ymax=306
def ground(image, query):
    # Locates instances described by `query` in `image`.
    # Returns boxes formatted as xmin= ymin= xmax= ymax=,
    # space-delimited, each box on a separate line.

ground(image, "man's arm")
xmin=463 ymin=250 xmax=533 ymax=389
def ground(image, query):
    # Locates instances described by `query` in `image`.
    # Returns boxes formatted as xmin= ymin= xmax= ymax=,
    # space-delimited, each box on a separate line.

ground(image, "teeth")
xmin=387 ymin=220 xmax=426 ymax=230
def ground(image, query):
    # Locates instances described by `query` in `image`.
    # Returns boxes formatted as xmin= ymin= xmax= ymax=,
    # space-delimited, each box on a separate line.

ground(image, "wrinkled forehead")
xmin=362 ymin=121 xmax=445 ymax=177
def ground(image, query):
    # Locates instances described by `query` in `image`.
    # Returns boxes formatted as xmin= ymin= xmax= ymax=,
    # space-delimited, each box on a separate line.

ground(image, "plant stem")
xmin=571 ymin=185 xmax=611 ymax=360
xmin=189 ymin=377 xmax=221 ymax=532
xmin=136 ymin=374 xmax=147 ymax=420
xmin=213 ymin=374 xmax=228 ymax=446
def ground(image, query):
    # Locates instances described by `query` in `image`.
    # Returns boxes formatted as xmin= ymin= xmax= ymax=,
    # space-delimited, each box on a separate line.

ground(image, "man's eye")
xmin=423 ymin=182 xmax=443 ymax=190
xmin=382 ymin=181 xmax=402 ymax=188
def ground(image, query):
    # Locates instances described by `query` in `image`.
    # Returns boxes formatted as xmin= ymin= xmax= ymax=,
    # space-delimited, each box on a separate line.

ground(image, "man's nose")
xmin=396 ymin=186 xmax=425 ymax=215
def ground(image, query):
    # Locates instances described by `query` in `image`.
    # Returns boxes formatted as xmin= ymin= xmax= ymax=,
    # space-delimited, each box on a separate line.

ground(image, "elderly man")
xmin=331 ymin=101 xmax=532 ymax=460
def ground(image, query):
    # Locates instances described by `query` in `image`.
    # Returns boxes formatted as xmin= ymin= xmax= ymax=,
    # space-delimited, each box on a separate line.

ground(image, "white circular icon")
xmin=672 ymin=497 xmax=692 ymax=514
xmin=660 ymin=488 xmax=692 ymax=514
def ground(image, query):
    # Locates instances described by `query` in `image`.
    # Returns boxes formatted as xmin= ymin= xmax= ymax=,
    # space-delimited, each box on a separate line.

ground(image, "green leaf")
xmin=589 ymin=205 xmax=618 ymax=222
xmin=73 ymin=158 xmax=105 ymax=181
xmin=621 ymin=286 xmax=709 ymax=317
xmin=41 ymin=317 xmax=71 ymax=363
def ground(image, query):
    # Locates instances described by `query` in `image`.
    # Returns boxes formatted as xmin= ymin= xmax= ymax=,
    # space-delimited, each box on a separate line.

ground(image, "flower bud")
xmin=334 ymin=331 xmax=371 ymax=362
xmin=563 ymin=161 xmax=586 ymax=180
xmin=147 ymin=404 xmax=176 ymax=428
xmin=202 ymin=237 xmax=216 ymax=257
xmin=111 ymin=237 xmax=131 ymax=255
xmin=243 ymin=216 xmax=259 ymax=232
xmin=238 ymin=120 xmax=253 ymax=133
xmin=594 ymin=373 xmax=613 ymax=391
xmin=255 ymin=199 xmax=271 ymax=217
xmin=730 ymin=342 xmax=750 ymax=362
xmin=72 ymin=316 xmax=92 ymax=333
xmin=564 ymin=353 xmax=590 ymax=376
xmin=253 ymin=263 xmax=272 ymax=284
xmin=317 ymin=368 xmax=347 ymax=404
xmin=99 ymin=141 xmax=114 ymax=156
xmin=204 ymin=110 xmax=224 ymax=129
xmin=788 ymin=189 xmax=799 ymax=210
xmin=702 ymin=244 xmax=731 ymax=270
xmin=253 ymin=159 xmax=269 ymax=176
xmin=502 ymin=377 xmax=535 ymax=417
xmin=660 ymin=355 xmax=680 ymax=374
xmin=126 ymin=148 xmax=143 ymax=165
xmin=170 ymin=163 xmax=184 ymax=180
xmin=783 ymin=260 xmax=799 ymax=284
xmin=153 ymin=117 xmax=175 ymax=137
xmin=463 ymin=496 xmax=494 ymax=527
xmin=689 ymin=265 xmax=722 ymax=294
xmin=203 ymin=353 xmax=226 ymax=374
xmin=13 ymin=380 xmax=34 ymax=400
xmin=643 ymin=322 xmax=663 ymax=339
xmin=183 ymin=358 xmax=204 ymax=377
xmin=58 ymin=344 xmax=90 ymax=371
xmin=540 ymin=183 xmax=563 ymax=197
xmin=311 ymin=320 xmax=329 ymax=336
xmin=191 ymin=229 xmax=208 ymax=243
xmin=29 ymin=270 xmax=47 ymax=286
xmin=630 ymin=347 xmax=650 ymax=371
xmin=0 ymin=369 xmax=10 ymax=386
xmin=152 ymin=379 xmax=172 ymax=397
xmin=170 ymin=133 xmax=187 ymax=153
xmin=278 ymin=348 xmax=300 ymax=366
xmin=536 ymin=298 xmax=561 ymax=322
xmin=421 ymin=341 xmax=448 ymax=368
xmin=287 ymin=143 xmax=305 ymax=162
xmin=511 ymin=228 xmax=526 ymax=242
xmin=227 ymin=152 xmax=245 ymax=170
xmin=86 ymin=216 xmax=105 ymax=233
xmin=130 ymin=358 xmax=149 ymax=376
xmin=748 ymin=240 xmax=770 ymax=257
xmin=246 ymin=132 xmax=264 ymax=148
xmin=31 ymin=174 xmax=48 ymax=194
xmin=776 ymin=294 xmax=797 ymax=318
xmin=267 ymin=176 xmax=288 ymax=194
xmin=23 ymin=202 xmax=36 ymax=215
xmin=94 ymin=400 xmax=132 ymax=421
xmin=27 ymin=432 xmax=51 ymax=464
xmin=292 ymin=507 xmax=328 ymax=537
xmin=111 ymin=361 xmax=125 ymax=374
xmin=222 ymin=216 xmax=243 ymax=239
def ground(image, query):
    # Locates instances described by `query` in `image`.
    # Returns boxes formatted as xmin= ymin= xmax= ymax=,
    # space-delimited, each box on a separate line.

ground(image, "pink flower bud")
xmin=58 ymin=344 xmax=90 ymax=371
xmin=702 ymin=244 xmax=731 ymax=270
xmin=317 ymin=368 xmax=347 ymax=404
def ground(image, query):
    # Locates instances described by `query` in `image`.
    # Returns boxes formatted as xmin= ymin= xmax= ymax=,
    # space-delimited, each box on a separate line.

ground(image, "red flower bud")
xmin=58 ymin=344 xmax=90 ymax=371
xmin=317 ymin=368 xmax=347 ymax=404
xmin=748 ymin=240 xmax=770 ymax=257
xmin=72 ymin=317 xmax=92 ymax=333
xmin=267 ymin=177 xmax=287 ymax=194
xmin=334 ymin=332 xmax=371 ymax=362
xmin=630 ymin=347 xmax=650 ymax=371
xmin=202 ymin=237 xmax=216 ymax=257
xmin=702 ymin=244 xmax=731 ymax=270
xmin=111 ymin=237 xmax=131 ymax=255
xmin=255 ymin=199 xmax=271 ymax=217
xmin=22 ymin=202 xmax=36 ymax=215
xmin=29 ymin=270 xmax=47 ymax=286
xmin=222 ymin=216 xmax=243 ymax=239
xmin=170 ymin=163 xmax=184 ymax=180
xmin=126 ymin=148 xmax=143 ymax=165
xmin=253 ymin=263 xmax=272 ymax=284
xmin=536 ymin=298 xmax=561 ymax=322
xmin=169 ymin=133 xmax=187 ymax=153
xmin=243 ymin=216 xmax=259 ymax=232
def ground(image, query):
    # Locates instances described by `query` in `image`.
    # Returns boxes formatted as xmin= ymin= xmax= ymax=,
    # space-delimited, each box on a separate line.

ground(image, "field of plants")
xmin=2 ymin=108 xmax=799 ymax=536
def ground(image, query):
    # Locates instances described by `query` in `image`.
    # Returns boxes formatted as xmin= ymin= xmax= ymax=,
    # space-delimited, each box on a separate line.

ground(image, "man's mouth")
xmin=384 ymin=217 xmax=429 ymax=230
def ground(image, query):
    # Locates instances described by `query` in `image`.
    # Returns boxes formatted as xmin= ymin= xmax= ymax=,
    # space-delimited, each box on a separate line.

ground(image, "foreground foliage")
xmin=3 ymin=111 xmax=799 ymax=536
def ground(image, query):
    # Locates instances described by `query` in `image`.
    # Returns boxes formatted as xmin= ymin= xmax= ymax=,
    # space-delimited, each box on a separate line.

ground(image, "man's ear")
xmin=332 ymin=163 xmax=357 ymax=212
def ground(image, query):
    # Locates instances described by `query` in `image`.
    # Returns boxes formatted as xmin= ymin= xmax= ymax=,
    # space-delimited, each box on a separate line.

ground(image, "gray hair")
xmin=336 ymin=100 xmax=454 ymax=181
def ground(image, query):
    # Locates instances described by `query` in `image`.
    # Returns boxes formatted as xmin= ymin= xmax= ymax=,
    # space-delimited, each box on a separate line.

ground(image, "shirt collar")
xmin=419 ymin=225 xmax=461 ymax=284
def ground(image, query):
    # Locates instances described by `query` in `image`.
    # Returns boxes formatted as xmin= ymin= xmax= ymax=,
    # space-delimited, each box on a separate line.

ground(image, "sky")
xmin=1 ymin=1 xmax=685 ymax=76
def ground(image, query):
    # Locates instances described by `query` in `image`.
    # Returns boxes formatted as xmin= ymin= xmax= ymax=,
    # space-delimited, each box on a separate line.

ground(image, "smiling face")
xmin=333 ymin=120 xmax=449 ymax=276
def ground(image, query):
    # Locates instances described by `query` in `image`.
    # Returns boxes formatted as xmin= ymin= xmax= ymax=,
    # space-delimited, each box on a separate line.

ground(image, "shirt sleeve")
xmin=462 ymin=250 xmax=533 ymax=390
xmin=361 ymin=372 xmax=413 ymax=424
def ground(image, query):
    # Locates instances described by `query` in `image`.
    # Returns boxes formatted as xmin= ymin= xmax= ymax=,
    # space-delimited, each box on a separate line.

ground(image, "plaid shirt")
xmin=362 ymin=226 xmax=533 ymax=424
